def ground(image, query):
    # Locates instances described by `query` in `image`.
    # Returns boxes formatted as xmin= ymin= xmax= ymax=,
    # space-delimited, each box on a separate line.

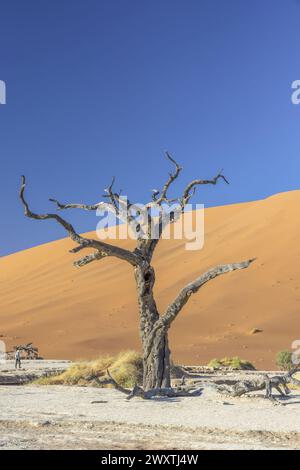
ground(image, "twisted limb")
xmin=89 ymin=370 xmax=202 ymax=400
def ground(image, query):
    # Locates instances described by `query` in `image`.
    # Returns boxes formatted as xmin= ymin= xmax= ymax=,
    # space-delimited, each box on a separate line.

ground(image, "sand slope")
xmin=1 ymin=191 xmax=300 ymax=368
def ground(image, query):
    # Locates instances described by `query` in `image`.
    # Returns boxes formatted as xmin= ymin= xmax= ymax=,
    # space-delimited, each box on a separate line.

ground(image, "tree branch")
xmin=90 ymin=370 xmax=203 ymax=400
xmin=180 ymin=170 xmax=229 ymax=208
xmin=215 ymin=367 xmax=300 ymax=403
xmin=49 ymin=199 xmax=102 ymax=211
xmin=102 ymin=176 xmax=119 ymax=213
xmin=73 ymin=252 xmax=106 ymax=267
xmin=126 ymin=384 xmax=203 ymax=400
xmin=49 ymin=177 xmax=147 ymax=241
xmin=161 ymin=258 xmax=255 ymax=327
xmin=20 ymin=176 xmax=141 ymax=267
xmin=141 ymin=259 xmax=255 ymax=359
xmin=86 ymin=370 xmax=133 ymax=396
xmin=48 ymin=158 xmax=229 ymax=263
xmin=144 ymin=163 xmax=229 ymax=260
xmin=49 ymin=177 xmax=122 ymax=221
xmin=153 ymin=152 xmax=182 ymax=205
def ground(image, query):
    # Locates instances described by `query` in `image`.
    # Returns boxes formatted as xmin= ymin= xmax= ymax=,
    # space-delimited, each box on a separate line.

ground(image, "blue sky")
xmin=1 ymin=0 xmax=300 ymax=256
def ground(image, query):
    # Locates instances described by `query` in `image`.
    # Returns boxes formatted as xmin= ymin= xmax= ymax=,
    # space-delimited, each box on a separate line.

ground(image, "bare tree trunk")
xmin=143 ymin=332 xmax=171 ymax=390
xmin=134 ymin=264 xmax=171 ymax=390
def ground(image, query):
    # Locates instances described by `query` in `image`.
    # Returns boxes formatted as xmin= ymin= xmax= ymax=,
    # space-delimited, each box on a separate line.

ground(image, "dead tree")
xmin=7 ymin=343 xmax=40 ymax=360
xmin=16 ymin=343 xmax=40 ymax=359
xmin=216 ymin=367 xmax=300 ymax=402
xmin=20 ymin=153 xmax=254 ymax=392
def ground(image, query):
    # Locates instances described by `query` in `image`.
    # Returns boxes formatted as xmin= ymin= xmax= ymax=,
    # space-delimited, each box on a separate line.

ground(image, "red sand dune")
xmin=1 ymin=190 xmax=300 ymax=369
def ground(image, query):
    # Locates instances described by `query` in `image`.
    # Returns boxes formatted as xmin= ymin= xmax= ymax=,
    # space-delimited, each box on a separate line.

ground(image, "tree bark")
xmin=134 ymin=264 xmax=171 ymax=390
xmin=143 ymin=331 xmax=171 ymax=390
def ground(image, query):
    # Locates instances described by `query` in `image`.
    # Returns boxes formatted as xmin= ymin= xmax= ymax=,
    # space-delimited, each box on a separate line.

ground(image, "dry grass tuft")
xmin=290 ymin=372 xmax=300 ymax=391
xmin=35 ymin=350 xmax=143 ymax=388
xmin=207 ymin=356 xmax=255 ymax=370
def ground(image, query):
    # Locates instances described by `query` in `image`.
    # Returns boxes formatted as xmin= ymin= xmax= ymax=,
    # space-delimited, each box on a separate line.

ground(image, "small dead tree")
xmin=20 ymin=154 xmax=254 ymax=392
xmin=216 ymin=367 xmax=300 ymax=403
xmin=6 ymin=343 xmax=40 ymax=360
xmin=15 ymin=343 xmax=40 ymax=359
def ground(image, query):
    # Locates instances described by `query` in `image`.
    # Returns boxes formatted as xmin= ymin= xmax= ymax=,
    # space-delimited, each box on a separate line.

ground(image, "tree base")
xmin=90 ymin=367 xmax=300 ymax=403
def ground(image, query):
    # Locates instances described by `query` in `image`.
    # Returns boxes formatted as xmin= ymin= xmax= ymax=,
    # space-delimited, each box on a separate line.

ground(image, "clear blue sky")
xmin=1 ymin=0 xmax=300 ymax=256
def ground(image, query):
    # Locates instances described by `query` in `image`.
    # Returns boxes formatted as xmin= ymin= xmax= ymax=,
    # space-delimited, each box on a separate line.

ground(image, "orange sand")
xmin=1 ymin=191 xmax=300 ymax=369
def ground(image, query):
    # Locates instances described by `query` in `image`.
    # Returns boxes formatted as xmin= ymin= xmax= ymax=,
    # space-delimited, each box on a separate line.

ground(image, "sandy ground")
xmin=1 ymin=190 xmax=300 ymax=368
xmin=1 ymin=361 xmax=299 ymax=450
xmin=0 ymin=384 xmax=300 ymax=450
xmin=1 ymin=360 xmax=71 ymax=371
xmin=0 ymin=360 xmax=70 ymax=384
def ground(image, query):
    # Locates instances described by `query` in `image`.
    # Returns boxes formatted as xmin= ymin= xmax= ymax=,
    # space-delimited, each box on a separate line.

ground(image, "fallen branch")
xmin=89 ymin=370 xmax=202 ymax=400
xmin=86 ymin=370 xmax=131 ymax=396
xmin=215 ymin=367 xmax=300 ymax=403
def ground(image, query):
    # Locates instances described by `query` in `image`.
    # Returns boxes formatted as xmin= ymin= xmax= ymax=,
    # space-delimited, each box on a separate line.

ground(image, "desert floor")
xmin=1 ymin=385 xmax=300 ymax=450
xmin=1 ymin=360 xmax=300 ymax=450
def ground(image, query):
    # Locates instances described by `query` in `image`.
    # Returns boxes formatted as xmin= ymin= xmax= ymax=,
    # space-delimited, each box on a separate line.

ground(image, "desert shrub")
xmin=276 ymin=350 xmax=294 ymax=371
xmin=35 ymin=350 xmax=143 ymax=388
xmin=207 ymin=356 xmax=255 ymax=370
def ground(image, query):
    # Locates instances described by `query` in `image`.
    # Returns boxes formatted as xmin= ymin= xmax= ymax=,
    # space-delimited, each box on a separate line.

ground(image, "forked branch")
xmin=144 ymin=157 xmax=230 ymax=260
xmin=19 ymin=176 xmax=141 ymax=267
xmin=46 ymin=155 xmax=230 ymax=262
xmin=180 ymin=170 xmax=229 ymax=208
xmin=152 ymin=152 xmax=182 ymax=205
xmin=142 ymin=259 xmax=255 ymax=358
